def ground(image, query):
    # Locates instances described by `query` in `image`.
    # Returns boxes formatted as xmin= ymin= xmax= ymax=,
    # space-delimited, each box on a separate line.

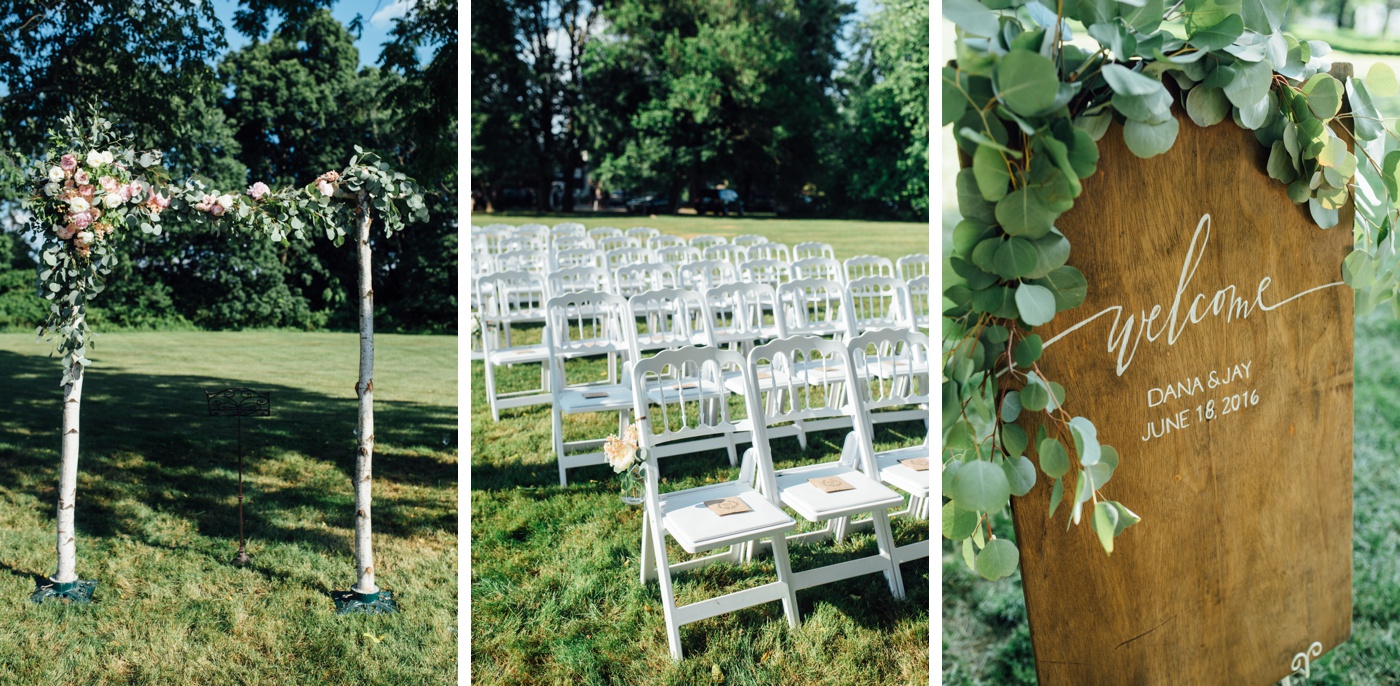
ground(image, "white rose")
xmin=76 ymin=231 xmax=94 ymax=244
xmin=101 ymin=151 xmax=115 ymax=165
xmin=102 ymin=193 xmax=123 ymax=209
xmin=68 ymin=197 xmax=90 ymax=213
xmin=47 ymin=166 xmax=64 ymax=182
xmin=217 ymin=194 xmax=235 ymax=210
xmin=86 ymin=151 xmax=103 ymax=167
xmin=44 ymin=182 xmax=60 ymax=197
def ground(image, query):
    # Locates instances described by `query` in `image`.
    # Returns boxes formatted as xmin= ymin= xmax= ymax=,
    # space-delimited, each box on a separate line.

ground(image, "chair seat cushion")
xmin=661 ymin=483 xmax=795 ymax=554
xmin=558 ymin=384 xmax=634 ymax=413
xmin=876 ymin=444 xmax=930 ymax=498
xmin=775 ymin=462 xmax=904 ymax=521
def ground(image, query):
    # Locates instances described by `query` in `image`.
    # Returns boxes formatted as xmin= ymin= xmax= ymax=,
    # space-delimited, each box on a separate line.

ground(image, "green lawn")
xmin=471 ymin=212 xmax=930 ymax=263
xmin=470 ymin=323 xmax=931 ymax=685
xmin=940 ymin=313 xmax=1400 ymax=685
xmin=0 ymin=331 xmax=458 ymax=685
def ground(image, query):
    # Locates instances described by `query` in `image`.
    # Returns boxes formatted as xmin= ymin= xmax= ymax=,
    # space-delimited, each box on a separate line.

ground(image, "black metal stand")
xmin=331 ymin=589 xmax=399 ymax=614
xmin=30 ymin=578 xmax=96 ymax=604
xmin=205 ymin=388 xmax=270 ymax=568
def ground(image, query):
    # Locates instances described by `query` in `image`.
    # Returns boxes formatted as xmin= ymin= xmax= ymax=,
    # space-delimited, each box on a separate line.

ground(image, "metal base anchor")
xmin=331 ymin=588 xmax=399 ymax=615
xmin=231 ymin=550 xmax=252 ymax=567
xmin=30 ymin=578 xmax=97 ymax=604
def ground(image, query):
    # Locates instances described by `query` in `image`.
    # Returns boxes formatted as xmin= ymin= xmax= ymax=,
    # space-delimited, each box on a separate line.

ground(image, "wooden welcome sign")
xmin=1009 ymin=102 xmax=1354 ymax=684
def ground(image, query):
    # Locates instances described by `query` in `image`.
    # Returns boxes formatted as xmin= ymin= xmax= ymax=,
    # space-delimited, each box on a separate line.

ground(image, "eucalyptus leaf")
xmin=997 ymin=50 xmax=1062 ymax=116
xmin=951 ymin=459 xmax=1013 ymax=513
xmin=942 ymin=501 xmax=981 ymax=540
xmin=1123 ymin=117 xmax=1180 ymax=158
xmin=1003 ymin=455 xmax=1037 ymax=497
xmin=1015 ymin=283 xmax=1058 ymax=325
xmin=1222 ymin=59 xmax=1272 ymax=109
xmin=1185 ymin=86 xmax=1230 ymax=127
xmin=1038 ymin=437 xmax=1070 ymax=478
xmin=1188 ymin=12 xmax=1243 ymax=51
xmin=975 ymin=538 xmax=1020 ymax=580
xmin=1093 ymin=501 xmax=1120 ymax=553
xmin=993 ymin=236 xmax=1039 ymax=279
xmin=996 ymin=188 xmax=1057 ymax=238
xmin=1368 ymin=62 xmax=1400 ymax=98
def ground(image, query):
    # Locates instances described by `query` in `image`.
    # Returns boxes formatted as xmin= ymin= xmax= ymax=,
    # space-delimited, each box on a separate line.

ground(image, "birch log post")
xmin=53 ymin=363 xmax=83 ymax=584
xmin=352 ymin=190 xmax=378 ymax=596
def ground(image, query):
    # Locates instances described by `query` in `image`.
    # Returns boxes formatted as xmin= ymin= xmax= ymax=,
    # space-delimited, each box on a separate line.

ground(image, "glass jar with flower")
xmin=604 ymin=424 xmax=648 ymax=505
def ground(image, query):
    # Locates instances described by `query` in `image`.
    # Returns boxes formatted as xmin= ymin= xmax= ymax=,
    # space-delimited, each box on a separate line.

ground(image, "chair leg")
xmin=769 ymin=535 xmax=801 ymax=630
xmin=832 ymin=516 xmax=848 ymax=541
xmin=871 ymin=509 xmax=906 ymax=600
xmin=484 ymin=356 xmax=501 ymax=422
xmin=553 ymin=408 xmax=568 ymax=487
xmin=640 ymin=511 xmax=655 ymax=583
xmin=650 ymin=512 xmax=684 ymax=661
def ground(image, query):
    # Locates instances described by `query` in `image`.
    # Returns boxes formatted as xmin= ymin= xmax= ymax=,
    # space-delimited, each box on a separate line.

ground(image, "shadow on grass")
xmin=0 ymin=349 xmax=457 ymax=561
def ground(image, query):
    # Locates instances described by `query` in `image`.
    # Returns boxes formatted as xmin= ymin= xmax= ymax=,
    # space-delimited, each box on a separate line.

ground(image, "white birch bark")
xmin=352 ymin=191 xmax=378 ymax=595
xmin=54 ymin=363 xmax=83 ymax=584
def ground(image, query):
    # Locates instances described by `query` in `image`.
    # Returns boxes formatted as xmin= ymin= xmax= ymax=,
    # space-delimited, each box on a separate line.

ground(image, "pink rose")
xmin=247 ymin=181 xmax=271 ymax=201
xmin=56 ymin=224 xmax=76 ymax=240
xmin=99 ymin=176 xmax=118 ymax=193
xmin=70 ymin=212 xmax=93 ymax=229
xmin=73 ymin=169 xmax=89 ymax=185
xmin=59 ymin=154 xmax=77 ymax=172
xmin=209 ymin=203 xmax=225 ymax=217
xmin=78 ymin=184 xmax=94 ymax=200
xmin=316 ymin=179 xmax=333 ymax=197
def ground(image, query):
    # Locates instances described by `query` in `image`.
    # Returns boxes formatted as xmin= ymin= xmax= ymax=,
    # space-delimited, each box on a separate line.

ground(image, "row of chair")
xmin=626 ymin=329 xmax=930 ymax=660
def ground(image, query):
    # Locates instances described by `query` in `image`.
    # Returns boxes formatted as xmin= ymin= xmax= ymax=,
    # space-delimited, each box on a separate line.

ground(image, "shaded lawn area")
xmin=940 ymin=314 xmax=1400 ymax=685
xmin=470 ymin=213 xmax=930 ymax=263
xmin=0 ymin=331 xmax=458 ymax=685
xmin=470 ymin=323 xmax=931 ymax=686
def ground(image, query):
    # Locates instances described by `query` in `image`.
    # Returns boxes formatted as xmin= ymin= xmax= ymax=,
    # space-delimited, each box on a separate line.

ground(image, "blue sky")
xmin=212 ymin=0 xmax=417 ymax=69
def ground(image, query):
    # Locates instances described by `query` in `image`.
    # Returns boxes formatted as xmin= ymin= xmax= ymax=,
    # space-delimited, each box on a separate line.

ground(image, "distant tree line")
xmin=0 ymin=0 xmax=457 ymax=333
xmin=470 ymin=0 xmax=929 ymax=220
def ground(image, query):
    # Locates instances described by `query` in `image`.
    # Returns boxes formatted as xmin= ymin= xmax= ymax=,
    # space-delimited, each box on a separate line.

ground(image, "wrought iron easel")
xmin=205 ymin=388 xmax=270 ymax=567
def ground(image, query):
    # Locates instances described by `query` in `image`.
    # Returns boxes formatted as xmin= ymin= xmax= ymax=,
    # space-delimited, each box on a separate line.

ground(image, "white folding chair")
xmin=547 ymin=266 xmax=612 ymax=298
xmin=552 ymin=234 xmax=595 ymax=254
xmin=703 ymin=244 xmax=749 ymax=267
xmin=649 ymin=234 xmax=687 ymax=251
xmin=556 ymin=248 xmax=606 ymax=270
xmin=479 ymin=227 xmax=512 ymax=256
xmin=793 ymin=241 xmax=835 ymax=261
xmin=845 ymin=276 xmax=913 ymax=334
xmin=657 ymin=245 xmax=702 ymax=268
xmin=739 ymin=259 xmax=792 ymax=291
xmin=545 ymin=291 xmax=638 ymax=485
xmin=732 ymin=234 xmax=768 ymax=249
xmin=496 ymin=249 xmax=550 ymax=274
xmin=627 ymin=288 xmax=715 ymax=358
xmin=607 ymin=246 xmax=654 ymax=273
xmin=835 ymin=328 xmax=931 ymax=566
xmin=506 ymin=227 xmax=549 ymax=252
xmin=702 ymin=282 xmax=782 ymax=353
xmin=792 ymin=256 xmax=845 ymax=285
xmin=746 ymin=242 xmax=791 ymax=263
xmin=632 ymin=345 xmax=801 ymax=661
xmin=744 ymin=336 xmax=906 ymax=600
xmin=588 ymin=226 xmax=624 ymax=242
xmin=777 ymin=278 xmax=851 ymax=340
xmin=896 ymin=254 xmax=930 ymax=281
xmin=689 ymin=234 xmax=727 ymax=252
xmin=844 ymin=255 xmax=895 ymax=282
xmin=599 ymin=235 xmax=643 ymax=253
xmin=907 ymin=276 xmax=930 ymax=330
xmin=477 ymin=271 xmax=552 ymax=421
xmin=552 ymin=222 xmax=586 ymax=237
xmin=616 ymin=263 xmax=679 ymax=298
xmin=627 ymin=226 xmax=661 ymax=242
xmin=679 ymin=259 xmax=739 ymax=292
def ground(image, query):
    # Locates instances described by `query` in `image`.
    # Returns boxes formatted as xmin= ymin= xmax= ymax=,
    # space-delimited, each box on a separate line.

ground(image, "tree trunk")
xmin=352 ymin=191 xmax=378 ymax=595
xmin=53 ymin=363 xmax=82 ymax=584
xmin=1337 ymin=0 xmax=1351 ymax=29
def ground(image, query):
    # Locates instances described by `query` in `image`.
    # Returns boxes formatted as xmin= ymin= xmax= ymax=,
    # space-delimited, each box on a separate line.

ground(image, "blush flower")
xmin=70 ymin=212 xmax=93 ymax=230
xmin=59 ymin=154 xmax=77 ymax=172
xmin=74 ymin=169 xmax=89 ymax=185
xmin=55 ymin=224 xmax=76 ymax=240
xmin=247 ymin=181 xmax=271 ymax=201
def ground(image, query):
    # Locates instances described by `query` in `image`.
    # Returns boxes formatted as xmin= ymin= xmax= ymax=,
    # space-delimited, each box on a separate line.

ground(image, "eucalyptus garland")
xmin=20 ymin=110 xmax=428 ymax=383
xmin=942 ymin=0 xmax=1400 ymax=580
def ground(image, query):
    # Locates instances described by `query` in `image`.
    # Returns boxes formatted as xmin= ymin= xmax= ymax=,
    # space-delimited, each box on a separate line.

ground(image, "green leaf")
xmin=1075 ymin=111 xmax=1112 ymax=141
xmin=1015 ymin=283 xmax=1057 ymax=326
xmin=1110 ymin=501 xmax=1142 ymax=536
xmin=1368 ymin=62 xmax=1400 ymax=98
xmin=1267 ymin=141 xmax=1296 ymax=184
xmin=1021 ymin=381 xmax=1049 ymax=412
xmin=995 ymin=188 xmax=1057 ymax=238
xmin=1066 ymin=129 xmax=1100 ymax=178
xmin=1069 ymin=416 xmax=1101 ymax=466
xmin=1241 ymin=0 xmax=1287 ymax=33
xmin=993 ymin=236 xmax=1039 ymax=279
xmin=1302 ymin=74 xmax=1343 ymax=120
xmin=957 ymin=169 xmax=997 ymax=223
xmin=1014 ymin=334 xmax=1043 ymax=367
xmin=1003 ymin=455 xmax=1037 ymax=497
xmin=952 ymin=219 xmax=993 ymax=256
xmin=959 ymin=126 xmax=1022 ymax=156
xmin=973 ymin=144 xmax=1013 ymax=202
xmin=1027 ymin=231 xmax=1070 ymax=278
xmin=971 ymin=237 xmax=1001 ymax=272
xmin=1101 ymin=64 xmax=1163 ymax=97
xmin=1185 ymin=0 xmax=1243 ymax=34
xmin=951 ymin=459 xmax=1012 ymax=513
xmin=1038 ymin=437 xmax=1070 ymax=478
xmin=944 ymin=0 xmax=1001 ymax=37
xmin=1001 ymin=391 xmax=1022 ymax=422
xmin=996 ymin=50 xmax=1061 ymax=116
xmin=1188 ymin=12 xmax=1243 ymax=51
xmin=1185 ymin=86 xmax=1230 ymax=127
xmin=1383 ymin=150 xmax=1400 ymax=201
xmin=942 ymin=501 xmax=980 ymax=540
xmin=1222 ymin=59 xmax=1272 ymax=110
xmin=1123 ymin=117 xmax=1180 ymax=158
xmin=1093 ymin=501 xmax=1120 ymax=553
xmin=1048 ymin=477 xmax=1064 ymax=517
xmin=975 ymin=538 xmax=1020 ymax=580
xmin=1032 ymin=266 xmax=1088 ymax=310
xmin=950 ymin=257 xmax=998 ymax=290
xmin=1001 ymin=423 xmax=1029 ymax=458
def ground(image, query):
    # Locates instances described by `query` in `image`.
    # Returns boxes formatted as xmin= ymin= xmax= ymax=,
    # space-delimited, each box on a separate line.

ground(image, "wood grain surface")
xmin=1007 ymin=103 xmax=1355 ymax=685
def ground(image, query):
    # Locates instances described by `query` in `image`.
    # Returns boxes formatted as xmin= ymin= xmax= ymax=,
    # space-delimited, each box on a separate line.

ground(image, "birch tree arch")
xmin=19 ymin=111 xmax=427 ymax=613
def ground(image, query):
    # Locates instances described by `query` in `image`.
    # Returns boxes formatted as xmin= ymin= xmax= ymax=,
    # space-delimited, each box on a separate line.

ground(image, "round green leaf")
xmin=996 ymin=50 xmax=1061 ymax=116
xmin=1188 ymin=12 xmax=1244 ymax=51
xmin=950 ymin=459 xmax=1012 ymax=513
xmin=1093 ymin=501 xmax=1120 ymax=554
xmin=1027 ymin=231 xmax=1069 ymax=278
xmin=1186 ymin=86 xmax=1230 ymax=127
xmin=995 ymin=188 xmax=1056 ymax=238
xmin=1014 ymin=334 xmax=1043 ymax=367
xmin=1303 ymin=73 xmax=1343 ymax=120
xmin=1033 ymin=265 xmax=1088 ymax=311
xmin=972 ymin=144 xmax=1012 ymax=202
xmin=1123 ymin=117 xmax=1180 ymax=158
xmin=1003 ymin=455 xmax=1037 ymax=497
xmin=1015 ymin=283 xmax=1057 ymax=326
xmin=1368 ymin=62 xmax=1399 ymax=98
xmin=1021 ymin=381 xmax=1049 ymax=412
xmin=993 ymin=236 xmax=1039 ymax=279
xmin=1038 ymin=437 xmax=1070 ymax=478
xmin=1000 ymin=390 xmax=1022 ymax=422
xmin=942 ymin=501 xmax=980 ymax=540
xmin=952 ymin=219 xmax=992 ymax=257
xmin=975 ymin=538 xmax=1020 ymax=580
xmin=1101 ymin=64 xmax=1162 ymax=97
xmin=1001 ymin=423 xmax=1028 ymax=458
xmin=971 ymin=237 xmax=1001 ymax=272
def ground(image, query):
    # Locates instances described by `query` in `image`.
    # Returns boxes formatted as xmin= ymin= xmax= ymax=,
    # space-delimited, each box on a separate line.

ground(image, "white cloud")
xmin=369 ymin=0 xmax=414 ymax=28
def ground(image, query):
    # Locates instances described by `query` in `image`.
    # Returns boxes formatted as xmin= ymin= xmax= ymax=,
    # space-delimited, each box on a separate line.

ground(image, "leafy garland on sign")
xmin=941 ymin=0 xmax=1400 ymax=580
xmin=20 ymin=110 xmax=428 ymax=382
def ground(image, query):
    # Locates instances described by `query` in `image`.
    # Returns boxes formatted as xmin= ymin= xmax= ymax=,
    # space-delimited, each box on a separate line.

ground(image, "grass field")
xmin=470 ymin=213 xmax=931 ymax=263
xmin=0 ymin=331 xmax=458 ymax=685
